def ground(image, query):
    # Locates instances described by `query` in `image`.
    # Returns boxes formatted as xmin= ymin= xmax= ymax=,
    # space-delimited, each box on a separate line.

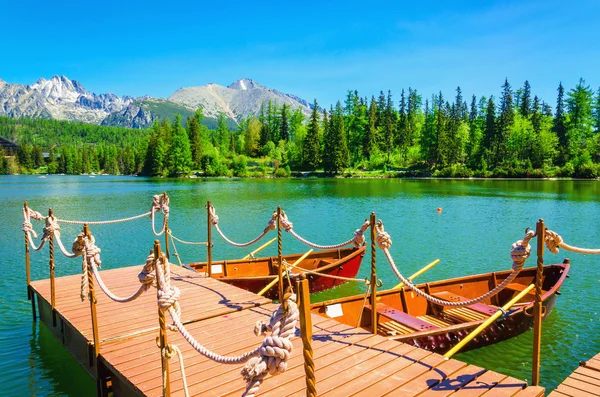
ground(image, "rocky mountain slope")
xmin=0 ymin=76 xmax=312 ymax=129
xmin=0 ymin=75 xmax=132 ymax=124
xmin=168 ymin=78 xmax=312 ymax=122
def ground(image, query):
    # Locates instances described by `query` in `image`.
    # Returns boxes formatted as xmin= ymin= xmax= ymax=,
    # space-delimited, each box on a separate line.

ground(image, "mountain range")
xmin=0 ymin=76 xmax=312 ymax=129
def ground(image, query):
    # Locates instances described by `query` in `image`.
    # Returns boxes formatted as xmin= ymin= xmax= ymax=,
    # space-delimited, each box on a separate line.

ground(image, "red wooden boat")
xmin=188 ymin=246 xmax=366 ymax=299
xmin=311 ymin=260 xmax=569 ymax=353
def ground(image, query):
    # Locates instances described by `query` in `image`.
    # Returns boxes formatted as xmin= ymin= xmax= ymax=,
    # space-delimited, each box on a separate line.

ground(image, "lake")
xmin=1 ymin=175 xmax=599 ymax=396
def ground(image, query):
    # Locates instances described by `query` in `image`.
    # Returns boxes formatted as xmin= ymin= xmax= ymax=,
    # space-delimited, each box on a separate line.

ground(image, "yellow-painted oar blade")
xmin=242 ymin=237 xmax=277 ymax=260
xmin=256 ymin=249 xmax=313 ymax=297
xmin=394 ymin=259 xmax=440 ymax=289
xmin=444 ymin=284 xmax=535 ymax=359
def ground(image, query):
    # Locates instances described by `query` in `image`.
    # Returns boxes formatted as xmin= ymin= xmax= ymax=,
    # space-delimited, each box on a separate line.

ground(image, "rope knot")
xmin=510 ymin=239 xmax=532 ymax=268
xmin=375 ymin=221 xmax=392 ymax=250
xmin=138 ymin=252 xmax=156 ymax=288
xmin=208 ymin=205 xmax=219 ymax=225
xmin=84 ymin=235 xmax=102 ymax=268
xmin=241 ymin=292 xmax=298 ymax=393
xmin=71 ymin=232 xmax=86 ymax=257
xmin=43 ymin=216 xmax=60 ymax=240
xmin=544 ymin=229 xmax=563 ymax=254
xmin=264 ymin=211 xmax=278 ymax=233
xmin=152 ymin=194 xmax=170 ymax=216
xmin=158 ymin=286 xmax=181 ymax=312
xmin=279 ymin=210 xmax=293 ymax=232
xmin=353 ymin=219 xmax=370 ymax=248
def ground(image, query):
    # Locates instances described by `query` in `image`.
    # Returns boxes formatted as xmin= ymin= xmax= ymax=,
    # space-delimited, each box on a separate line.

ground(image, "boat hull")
xmin=404 ymin=294 xmax=558 ymax=353
xmin=189 ymin=246 xmax=366 ymax=300
xmin=311 ymin=262 xmax=569 ymax=354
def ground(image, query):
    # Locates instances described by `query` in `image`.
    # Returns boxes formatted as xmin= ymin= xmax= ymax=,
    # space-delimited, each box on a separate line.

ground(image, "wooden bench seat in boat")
xmin=366 ymin=303 xmax=440 ymax=334
xmin=505 ymin=282 xmax=538 ymax=296
xmin=432 ymin=291 xmax=498 ymax=323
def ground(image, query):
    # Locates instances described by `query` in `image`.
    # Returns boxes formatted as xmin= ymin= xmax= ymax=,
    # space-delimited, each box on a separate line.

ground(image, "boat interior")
xmin=311 ymin=263 xmax=569 ymax=339
xmin=189 ymin=247 xmax=362 ymax=279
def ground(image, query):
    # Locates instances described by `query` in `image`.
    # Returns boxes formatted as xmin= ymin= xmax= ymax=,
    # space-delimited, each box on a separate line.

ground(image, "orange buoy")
xmin=437 ymin=207 xmax=442 ymax=212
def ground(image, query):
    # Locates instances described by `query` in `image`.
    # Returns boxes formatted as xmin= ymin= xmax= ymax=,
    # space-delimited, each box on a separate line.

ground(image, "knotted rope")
xmin=210 ymin=204 xmax=277 ymax=247
xmin=23 ymin=207 xmax=46 ymax=251
xmin=157 ymin=250 xmax=298 ymax=396
xmin=280 ymin=210 xmax=368 ymax=250
xmin=376 ymin=221 xmax=534 ymax=307
xmin=545 ymin=229 xmax=600 ymax=255
xmin=241 ymin=291 xmax=299 ymax=397
xmin=79 ymin=233 xmax=155 ymax=303
xmin=151 ymin=194 xmax=170 ymax=236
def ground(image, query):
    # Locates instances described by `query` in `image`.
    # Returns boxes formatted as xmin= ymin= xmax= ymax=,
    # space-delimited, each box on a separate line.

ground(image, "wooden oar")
xmin=257 ymin=249 xmax=314 ymax=297
xmin=393 ymin=259 xmax=440 ymax=289
xmin=242 ymin=237 xmax=277 ymax=260
xmin=444 ymin=284 xmax=535 ymax=359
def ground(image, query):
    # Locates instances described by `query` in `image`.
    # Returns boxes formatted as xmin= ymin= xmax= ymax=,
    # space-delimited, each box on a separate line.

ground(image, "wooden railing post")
xmin=207 ymin=201 xmax=213 ymax=277
xmin=48 ymin=208 xmax=57 ymax=327
xmin=297 ymin=274 xmax=316 ymax=397
xmin=370 ymin=213 xmax=377 ymax=334
xmin=84 ymin=224 xmax=101 ymax=367
xmin=277 ymin=206 xmax=284 ymax=302
xmin=24 ymin=202 xmax=31 ymax=299
xmin=154 ymin=240 xmax=171 ymax=397
xmin=532 ymin=219 xmax=545 ymax=386
xmin=163 ymin=192 xmax=170 ymax=261
xmin=25 ymin=202 xmax=36 ymax=322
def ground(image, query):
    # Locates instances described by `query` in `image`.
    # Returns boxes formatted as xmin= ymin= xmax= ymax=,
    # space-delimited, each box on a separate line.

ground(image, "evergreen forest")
xmin=2 ymin=78 xmax=600 ymax=178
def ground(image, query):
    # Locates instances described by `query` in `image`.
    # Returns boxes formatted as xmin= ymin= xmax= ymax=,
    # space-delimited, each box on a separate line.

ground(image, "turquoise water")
xmin=1 ymin=176 xmax=599 ymax=396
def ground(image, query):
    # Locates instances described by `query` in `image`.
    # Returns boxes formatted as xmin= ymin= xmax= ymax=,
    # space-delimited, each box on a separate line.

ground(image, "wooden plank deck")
xmin=31 ymin=265 xmax=546 ymax=396
xmin=548 ymin=353 xmax=600 ymax=397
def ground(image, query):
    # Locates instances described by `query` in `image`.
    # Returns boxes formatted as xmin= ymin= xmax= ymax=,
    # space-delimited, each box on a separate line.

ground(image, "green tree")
xmin=519 ymin=80 xmax=532 ymax=117
xmin=303 ymin=99 xmax=322 ymax=170
xmin=280 ymin=104 xmax=289 ymax=141
xmin=167 ymin=114 xmax=192 ymax=176
xmin=363 ymin=96 xmax=378 ymax=160
xmin=554 ymin=82 xmax=568 ymax=165
xmin=566 ymin=78 xmax=594 ymax=160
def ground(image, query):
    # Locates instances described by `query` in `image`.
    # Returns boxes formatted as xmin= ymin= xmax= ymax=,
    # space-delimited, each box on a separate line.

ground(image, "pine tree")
xmin=595 ymin=87 xmax=600 ymax=133
xmin=303 ymin=99 xmax=321 ymax=170
xmin=168 ymin=114 xmax=192 ymax=176
xmin=280 ymin=104 xmax=289 ymax=141
xmin=331 ymin=102 xmax=350 ymax=171
xmin=496 ymin=79 xmax=514 ymax=163
xmin=554 ymin=82 xmax=568 ymax=165
xmin=363 ymin=96 xmax=378 ymax=160
xmin=420 ymin=99 xmax=437 ymax=166
xmin=322 ymin=109 xmax=333 ymax=172
xmin=520 ymin=80 xmax=532 ymax=117
xmin=469 ymin=95 xmax=478 ymax=124
xmin=531 ymin=95 xmax=542 ymax=135
xmin=481 ymin=97 xmax=497 ymax=165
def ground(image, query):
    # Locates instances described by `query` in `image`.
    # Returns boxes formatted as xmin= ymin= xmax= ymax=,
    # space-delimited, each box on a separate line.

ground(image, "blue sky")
xmin=2 ymin=0 xmax=599 ymax=108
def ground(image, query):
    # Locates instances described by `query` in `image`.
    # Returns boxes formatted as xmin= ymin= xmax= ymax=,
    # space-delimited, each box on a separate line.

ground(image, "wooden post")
xmin=154 ymin=240 xmax=171 ymax=397
xmin=370 ymin=213 xmax=377 ymax=334
xmin=297 ymin=274 xmax=316 ymax=397
xmin=48 ymin=208 xmax=57 ymax=327
xmin=277 ymin=206 xmax=284 ymax=303
xmin=25 ymin=202 xmax=31 ymax=300
xmin=532 ymin=219 xmax=545 ymax=386
xmin=163 ymin=192 xmax=170 ymax=261
xmin=84 ymin=224 xmax=101 ymax=367
xmin=207 ymin=201 xmax=213 ymax=277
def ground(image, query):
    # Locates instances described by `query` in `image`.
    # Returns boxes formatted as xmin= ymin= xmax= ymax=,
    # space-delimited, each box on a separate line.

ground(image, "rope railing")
xmin=375 ymin=220 xmax=534 ymax=307
xmin=154 ymin=253 xmax=299 ymax=397
xmin=209 ymin=204 xmax=277 ymax=247
xmin=167 ymin=229 xmax=208 ymax=246
xmin=23 ymin=194 xmax=171 ymax=256
xmin=78 ymin=231 xmax=156 ymax=303
xmin=280 ymin=210 xmax=369 ymax=250
xmin=545 ymin=229 xmax=600 ymax=255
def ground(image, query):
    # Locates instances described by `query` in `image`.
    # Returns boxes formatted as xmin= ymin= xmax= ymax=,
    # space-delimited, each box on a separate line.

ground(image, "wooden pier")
xmin=31 ymin=264 xmax=546 ymax=396
xmin=548 ymin=353 xmax=600 ymax=397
